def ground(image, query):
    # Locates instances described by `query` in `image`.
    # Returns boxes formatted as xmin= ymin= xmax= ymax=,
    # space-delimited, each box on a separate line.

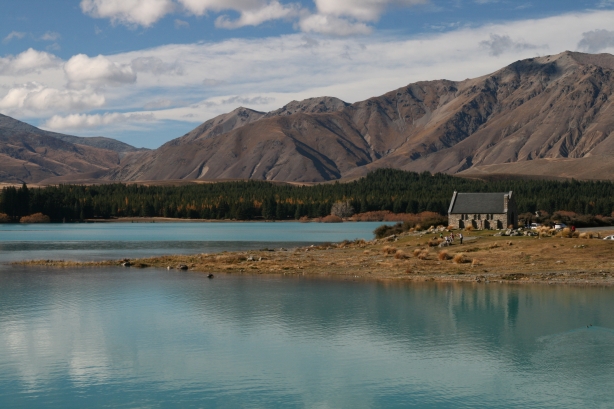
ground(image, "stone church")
xmin=448 ymin=191 xmax=517 ymax=230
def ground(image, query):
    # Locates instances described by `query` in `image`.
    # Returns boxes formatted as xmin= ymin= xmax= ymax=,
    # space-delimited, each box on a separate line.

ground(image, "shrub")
xmin=299 ymin=216 xmax=311 ymax=223
xmin=322 ymin=215 xmax=342 ymax=223
xmin=0 ymin=213 xmax=11 ymax=223
xmin=453 ymin=253 xmax=467 ymax=264
xmin=438 ymin=250 xmax=451 ymax=261
xmin=19 ymin=213 xmax=50 ymax=223
xmin=418 ymin=250 xmax=429 ymax=260
xmin=559 ymin=228 xmax=571 ymax=238
xmin=465 ymin=225 xmax=474 ymax=231
xmin=413 ymin=248 xmax=423 ymax=257
xmin=382 ymin=246 xmax=398 ymax=255
xmin=374 ymin=223 xmax=403 ymax=238
xmin=428 ymin=238 xmax=443 ymax=247
xmin=394 ymin=250 xmax=408 ymax=259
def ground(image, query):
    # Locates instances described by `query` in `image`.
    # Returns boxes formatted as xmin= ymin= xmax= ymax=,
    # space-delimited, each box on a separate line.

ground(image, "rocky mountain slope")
xmin=0 ymin=114 xmax=141 ymax=183
xmin=109 ymin=51 xmax=614 ymax=182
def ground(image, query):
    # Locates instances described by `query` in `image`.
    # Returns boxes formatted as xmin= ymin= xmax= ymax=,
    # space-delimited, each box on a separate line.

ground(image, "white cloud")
xmin=80 ymin=0 xmax=175 ymax=27
xmin=64 ymin=54 xmax=137 ymax=87
xmin=143 ymin=98 xmax=174 ymax=109
xmin=79 ymin=0 xmax=299 ymax=28
xmin=480 ymin=34 xmax=543 ymax=56
xmin=174 ymin=18 xmax=190 ymax=28
xmin=2 ymin=31 xmax=26 ymax=44
xmin=40 ymin=31 xmax=61 ymax=41
xmin=298 ymin=14 xmax=372 ymax=36
xmin=214 ymin=1 xmax=298 ymax=29
xmin=44 ymin=112 xmax=156 ymax=129
xmin=221 ymin=95 xmax=275 ymax=105
xmin=0 ymin=48 xmax=62 ymax=75
xmin=300 ymin=0 xmax=428 ymax=36
xmin=178 ymin=0 xmax=299 ymax=29
xmin=313 ymin=0 xmax=428 ymax=22
xmin=78 ymin=0 xmax=429 ymax=32
xmin=0 ymin=83 xmax=105 ymax=114
xmin=578 ymin=29 xmax=614 ymax=53
xmin=131 ymin=57 xmax=183 ymax=75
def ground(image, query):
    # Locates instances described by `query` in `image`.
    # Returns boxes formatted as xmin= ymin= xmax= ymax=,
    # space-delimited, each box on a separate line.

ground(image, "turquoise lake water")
xmin=1 ymin=223 xmax=613 ymax=408
xmin=0 ymin=222 xmax=388 ymax=263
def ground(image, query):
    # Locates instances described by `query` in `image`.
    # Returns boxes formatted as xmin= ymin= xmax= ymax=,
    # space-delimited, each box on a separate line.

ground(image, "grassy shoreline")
xmin=14 ymin=229 xmax=614 ymax=286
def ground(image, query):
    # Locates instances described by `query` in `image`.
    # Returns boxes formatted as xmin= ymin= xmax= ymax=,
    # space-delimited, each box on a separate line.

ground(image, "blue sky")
xmin=1 ymin=0 xmax=613 ymax=148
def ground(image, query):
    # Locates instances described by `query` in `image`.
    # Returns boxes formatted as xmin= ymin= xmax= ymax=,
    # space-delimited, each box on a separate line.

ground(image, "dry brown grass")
xmin=394 ymin=250 xmax=409 ymax=259
xmin=413 ymin=248 xmax=423 ymax=257
xmin=20 ymin=213 xmax=50 ymax=223
xmin=428 ymin=238 xmax=443 ymax=247
xmin=465 ymin=225 xmax=474 ymax=231
xmin=471 ymin=258 xmax=481 ymax=267
xmin=559 ymin=228 xmax=572 ymax=238
xmin=382 ymin=246 xmax=398 ymax=255
xmin=321 ymin=215 xmax=343 ymax=223
xmin=417 ymin=250 xmax=429 ymax=260
xmin=438 ymin=250 xmax=451 ymax=261
xmin=0 ymin=213 xmax=10 ymax=223
xmin=453 ymin=253 xmax=468 ymax=264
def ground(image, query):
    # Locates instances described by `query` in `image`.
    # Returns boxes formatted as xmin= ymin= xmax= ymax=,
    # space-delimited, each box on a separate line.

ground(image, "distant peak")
xmin=535 ymin=51 xmax=614 ymax=70
xmin=265 ymin=96 xmax=349 ymax=118
xmin=233 ymin=106 xmax=264 ymax=112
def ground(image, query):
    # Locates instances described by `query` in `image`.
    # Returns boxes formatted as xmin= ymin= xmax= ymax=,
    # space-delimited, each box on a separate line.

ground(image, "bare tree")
xmin=331 ymin=201 xmax=354 ymax=218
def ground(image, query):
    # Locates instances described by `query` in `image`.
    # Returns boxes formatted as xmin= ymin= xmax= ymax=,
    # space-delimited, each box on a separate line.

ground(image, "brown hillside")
xmin=0 ymin=114 xmax=142 ymax=183
xmin=108 ymin=51 xmax=614 ymax=183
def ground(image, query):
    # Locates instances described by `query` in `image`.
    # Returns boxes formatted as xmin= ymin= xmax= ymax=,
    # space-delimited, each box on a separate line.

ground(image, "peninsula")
xmin=18 ymin=227 xmax=614 ymax=286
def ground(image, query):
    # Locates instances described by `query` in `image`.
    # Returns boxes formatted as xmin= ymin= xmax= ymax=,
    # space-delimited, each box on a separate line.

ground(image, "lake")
xmin=0 ymin=222 xmax=389 ymax=263
xmin=1 ymin=222 xmax=613 ymax=408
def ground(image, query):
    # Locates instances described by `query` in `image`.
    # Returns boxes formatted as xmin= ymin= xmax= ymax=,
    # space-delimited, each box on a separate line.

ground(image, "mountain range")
xmin=2 ymin=51 xmax=614 ymax=184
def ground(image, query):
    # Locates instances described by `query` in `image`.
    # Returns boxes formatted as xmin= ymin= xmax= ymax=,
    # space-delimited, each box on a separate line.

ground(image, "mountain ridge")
xmin=109 ymin=51 xmax=614 ymax=182
xmin=0 ymin=114 xmax=144 ymax=183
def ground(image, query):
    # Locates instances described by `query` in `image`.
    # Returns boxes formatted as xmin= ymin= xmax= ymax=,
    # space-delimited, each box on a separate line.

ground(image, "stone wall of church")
xmin=448 ymin=213 xmax=508 ymax=230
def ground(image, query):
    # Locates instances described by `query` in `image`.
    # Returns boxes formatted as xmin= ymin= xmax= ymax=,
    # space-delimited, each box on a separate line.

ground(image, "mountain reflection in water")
xmin=0 ymin=267 xmax=613 ymax=408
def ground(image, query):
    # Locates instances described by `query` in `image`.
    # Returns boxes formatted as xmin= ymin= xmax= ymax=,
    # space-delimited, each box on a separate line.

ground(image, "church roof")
xmin=448 ymin=192 xmax=511 ymax=214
